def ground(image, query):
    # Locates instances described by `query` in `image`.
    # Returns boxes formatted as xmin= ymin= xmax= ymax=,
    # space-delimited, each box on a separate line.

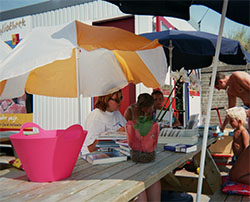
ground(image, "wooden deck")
xmin=209 ymin=187 xmax=250 ymax=202
xmin=0 ymin=137 xmax=217 ymax=202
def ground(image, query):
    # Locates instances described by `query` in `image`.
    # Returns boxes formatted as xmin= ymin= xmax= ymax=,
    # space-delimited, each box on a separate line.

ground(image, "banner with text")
xmin=0 ymin=114 xmax=33 ymax=130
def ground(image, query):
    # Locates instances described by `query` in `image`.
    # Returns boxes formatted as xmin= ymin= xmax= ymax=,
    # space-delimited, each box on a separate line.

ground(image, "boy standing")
xmin=214 ymin=72 xmax=250 ymax=131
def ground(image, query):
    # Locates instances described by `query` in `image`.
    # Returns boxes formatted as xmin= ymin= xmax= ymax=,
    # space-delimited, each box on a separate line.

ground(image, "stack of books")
xmin=95 ymin=140 xmax=120 ymax=152
xmin=82 ymin=139 xmax=129 ymax=165
xmin=115 ymin=139 xmax=130 ymax=157
xmin=97 ymin=131 xmax=127 ymax=140
xmin=93 ymin=132 xmax=130 ymax=157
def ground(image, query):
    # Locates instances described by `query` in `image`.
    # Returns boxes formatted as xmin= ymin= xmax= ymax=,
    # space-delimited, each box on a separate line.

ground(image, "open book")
xmin=82 ymin=150 xmax=127 ymax=165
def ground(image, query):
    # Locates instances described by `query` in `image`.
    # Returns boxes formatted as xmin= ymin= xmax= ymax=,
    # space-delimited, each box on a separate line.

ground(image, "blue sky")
xmin=0 ymin=0 xmax=49 ymax=12
xmin=0 ymin=0 xmax=249 ymax=37
xmin=190 ymin=5 xmax=250 ymax=38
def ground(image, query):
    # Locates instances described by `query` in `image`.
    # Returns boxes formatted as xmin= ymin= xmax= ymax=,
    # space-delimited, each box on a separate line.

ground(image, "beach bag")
xmin=10 ymin=122 xmax=87 ymax=182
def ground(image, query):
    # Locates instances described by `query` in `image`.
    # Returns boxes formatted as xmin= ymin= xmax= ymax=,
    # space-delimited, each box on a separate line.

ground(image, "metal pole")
xmin=168 ymin=40 xmax=174 ymax=127
xmin=75 ymin=47 xmax=82 ymax=125
xmin=196 ymin=0 xmax=228 ymax=201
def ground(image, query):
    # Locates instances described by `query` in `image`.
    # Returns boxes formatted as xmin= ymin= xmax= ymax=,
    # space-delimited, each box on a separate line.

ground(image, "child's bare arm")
xmin=242 ymin=129 xmax=250 ymax=149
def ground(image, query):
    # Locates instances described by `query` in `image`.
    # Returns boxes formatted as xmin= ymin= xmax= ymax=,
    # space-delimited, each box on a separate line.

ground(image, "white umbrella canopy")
xmin=0 ymin=39 xmax=12 ymax=62
xmin=0 ymin=20 xmax=168 ymax=99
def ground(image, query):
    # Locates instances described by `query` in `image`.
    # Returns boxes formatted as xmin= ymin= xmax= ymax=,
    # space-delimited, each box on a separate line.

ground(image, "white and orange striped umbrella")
xmin=0 ymin=21 xmax=167 ymax=99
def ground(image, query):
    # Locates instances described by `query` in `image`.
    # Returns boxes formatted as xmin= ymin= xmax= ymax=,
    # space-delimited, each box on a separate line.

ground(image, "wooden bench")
xmin=209 ymin=187 xmax=250 ymax=202
xmin=161 ymin=149 xmax=222 ymax=195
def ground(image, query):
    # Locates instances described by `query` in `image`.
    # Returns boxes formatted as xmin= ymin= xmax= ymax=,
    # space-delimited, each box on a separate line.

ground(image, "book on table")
xmin=115 ymin=139 xmax=129 ymax=146
xmin=82 ymin=150 xmax=127 ymax=165
xmin=119 ymin=145 xmax=130 ymax=152
xmin=97 ymin=131 xmax=127 ymax=140
xmin=115 ymin=139 xmax=130 ymax=156
xmin=95 ymin=140 xmax=120 ymax=148
xmin=113 ymin=147 xmax=130 ymax=157
xmin=164 ymin=143 xmax=197 ymax=153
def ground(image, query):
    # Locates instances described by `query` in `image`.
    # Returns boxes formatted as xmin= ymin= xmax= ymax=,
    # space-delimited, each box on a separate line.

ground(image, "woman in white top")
xmin=81 ymin=89 xmax=126 ymax=154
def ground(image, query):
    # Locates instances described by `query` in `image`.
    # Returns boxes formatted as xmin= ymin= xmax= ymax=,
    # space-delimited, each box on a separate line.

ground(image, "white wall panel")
xmin=135 ymin=15 xmax=154 ymax=99
xmin=31 ymin=0 xmax=127 ymax=130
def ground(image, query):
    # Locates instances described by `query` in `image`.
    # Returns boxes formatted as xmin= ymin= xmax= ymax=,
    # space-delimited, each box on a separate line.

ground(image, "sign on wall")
xmin=0 ymin=16 xmax=33 ymax=131
xmin=0 ymin=114 xmax=33 ymax=130
xmin=0 ymin=16 xmax=31 ymax=47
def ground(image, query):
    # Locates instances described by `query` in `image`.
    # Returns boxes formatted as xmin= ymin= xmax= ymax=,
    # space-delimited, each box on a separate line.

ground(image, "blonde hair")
xmin=226 ymin=107 xmax=247 ymax=125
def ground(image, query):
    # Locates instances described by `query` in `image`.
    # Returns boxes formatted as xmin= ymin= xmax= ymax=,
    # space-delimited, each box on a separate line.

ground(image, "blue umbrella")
xmin=141 ymin=30 xmax=250 ymax=71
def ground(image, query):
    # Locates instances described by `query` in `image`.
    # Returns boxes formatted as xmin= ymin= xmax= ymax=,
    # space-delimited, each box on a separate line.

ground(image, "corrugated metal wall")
xmin=31 ymin=0 xmax=127 ymax=130
xmin=31 ymin=0 xmax=126 ymax=27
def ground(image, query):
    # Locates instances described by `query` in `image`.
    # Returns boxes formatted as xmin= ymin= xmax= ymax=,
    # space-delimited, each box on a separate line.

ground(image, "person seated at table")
xmin=151 ymin=90 xmax=181 ymax=127
xmin=229 ymin=145 xmax=250 ymax=185
xmin=151 ymin=90 xmax=193 ymax=202
xmin=124 ymin=93 xmax=161 ymax=202
xmin=226 ymin=106 xmax=249 ymax=163
xmin=81 ymin=89 xmax=126 ymax=154
xmin=124 ymin=93 xmax=154 ymax=121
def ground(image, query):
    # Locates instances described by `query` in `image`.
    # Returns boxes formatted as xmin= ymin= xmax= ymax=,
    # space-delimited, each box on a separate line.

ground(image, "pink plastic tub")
xmin=10 ymin=122 xmax=87 ymax=182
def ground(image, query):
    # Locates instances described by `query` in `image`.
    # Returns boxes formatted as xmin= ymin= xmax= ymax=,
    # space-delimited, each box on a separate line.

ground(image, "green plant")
xmin=133 ymin=116 xmax=153 ymax=136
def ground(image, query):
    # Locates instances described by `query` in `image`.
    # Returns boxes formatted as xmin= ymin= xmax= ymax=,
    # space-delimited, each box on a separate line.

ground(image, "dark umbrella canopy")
xmin=194 ymin=0 xmax=250 ymax=27
xmin=106 ymin=0 xmax=250 ymax=26
xmin=141 ymin=30 xmax=250 ymax=71
xmin=106 ymin=0 xmax=192 ymax=21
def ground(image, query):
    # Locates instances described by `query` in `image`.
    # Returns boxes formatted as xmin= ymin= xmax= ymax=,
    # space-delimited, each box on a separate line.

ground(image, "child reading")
xmin=124 ymin=93 xmax=154 ymax=121
xmin=124 ymin=93 xmax=161 ymax=201
xmin=226 ymin=106 xmax=249 ymax=161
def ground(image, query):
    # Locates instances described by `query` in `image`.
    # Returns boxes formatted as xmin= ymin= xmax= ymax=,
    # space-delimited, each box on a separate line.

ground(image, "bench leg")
xmin=193 ymin=149 xmax=222 ymax=194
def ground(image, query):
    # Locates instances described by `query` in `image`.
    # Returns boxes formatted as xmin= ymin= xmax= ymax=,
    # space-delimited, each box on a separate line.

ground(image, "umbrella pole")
xmin=196 ymin=0 xmax=228 ymax=201
xmin=75 ymin=47 xmax=82 ymax=125
xmin=168 ymin=40 xmax=173 ymax=127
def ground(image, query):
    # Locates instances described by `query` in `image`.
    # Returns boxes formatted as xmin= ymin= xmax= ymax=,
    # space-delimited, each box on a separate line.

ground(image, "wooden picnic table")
xmin=0 ymin=137 xmax=218 ymax=202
